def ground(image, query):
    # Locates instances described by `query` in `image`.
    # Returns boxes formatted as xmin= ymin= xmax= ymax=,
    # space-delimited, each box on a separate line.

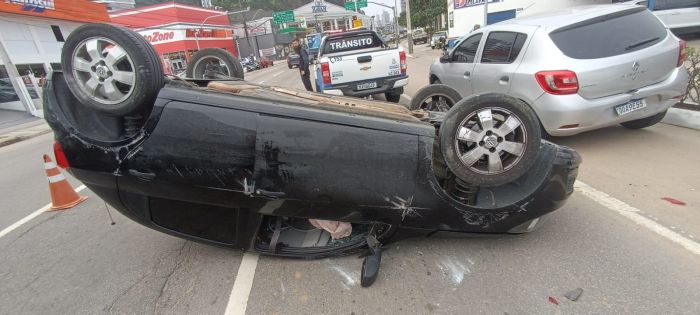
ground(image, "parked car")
xmin=45 ymin=23 xmax=580 ymax=287
xmin=427 ymin=4 xmax=689 ymax=136
xmin=241 ymin=57 xmax=259 ymax=72
xmin=313 ymin=29 xmax=408 ymax=103
xmin=412 ymin=28 xmax=428 ymax=45
xmin=259 ymin=57 xmax=274 ymax=68
xmin=624 ymin=0 xmax=700 ymax=35
xmin=431 ymin=31 xmax=448 ymax=49
xmin=287 ymin=52 xmax=300 ymax=69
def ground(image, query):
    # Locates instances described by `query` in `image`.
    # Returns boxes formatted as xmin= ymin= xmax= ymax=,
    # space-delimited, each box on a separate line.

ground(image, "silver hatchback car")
xmin=429 ymin=4 xmax=689 ymax=136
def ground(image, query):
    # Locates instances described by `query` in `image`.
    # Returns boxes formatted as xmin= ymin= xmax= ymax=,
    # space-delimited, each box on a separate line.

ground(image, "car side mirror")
xmin=440 ymin=53 xmax=450 ymax=63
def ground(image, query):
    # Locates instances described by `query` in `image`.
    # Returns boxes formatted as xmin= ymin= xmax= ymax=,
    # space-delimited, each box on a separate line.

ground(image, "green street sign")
xmin=273 ymin=10 xmax=295 ymax=24
xmin=279 ymin=27 xmax=302 ymax=34
xmin=344 ymin=0 xmax=367 ymax=11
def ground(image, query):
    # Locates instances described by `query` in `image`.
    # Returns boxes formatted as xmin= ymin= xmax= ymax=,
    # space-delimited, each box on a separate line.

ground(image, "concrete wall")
xmin=447 ymin=0 xmax=613 ymax=37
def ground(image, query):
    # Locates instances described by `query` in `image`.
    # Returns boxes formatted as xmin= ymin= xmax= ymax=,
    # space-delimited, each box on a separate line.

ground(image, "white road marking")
xmin=0 ymin=185 xmax=87 ymax=239
xmin=224 ymin=252 xmax=259 ymax=315
xmin=575 ymin=181 xmax=700 ymax=256
xmin=258 ymin=80 xmax=265 ymax=84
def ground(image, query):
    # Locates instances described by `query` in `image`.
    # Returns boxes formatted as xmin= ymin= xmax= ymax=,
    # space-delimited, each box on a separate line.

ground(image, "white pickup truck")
xmin=313 ymin=30 xmax=408 ymax=103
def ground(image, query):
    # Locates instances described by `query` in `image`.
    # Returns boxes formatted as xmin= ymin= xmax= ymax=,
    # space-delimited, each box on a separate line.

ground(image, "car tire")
xmin=385 ymin=91 xmax=401 ymax=103
xmin=186 ymin=48 xmax=244 ymax=80
xmin=620 ymin=110 xmax=667 ymax=129
xmin=60 ymin=23 xmax=164 ymax=116
xmin=439 ymin=94 xmax=541 ymax=187
xmin=410 ymin=84 xmax=462 ymax=111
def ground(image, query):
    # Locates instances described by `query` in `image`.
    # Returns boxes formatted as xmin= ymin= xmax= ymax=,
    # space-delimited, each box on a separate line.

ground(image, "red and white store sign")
xmin=138 ymin=28 xmax=233 ymax=45
xmin=138 ymin=29 xmax=186 ymax=44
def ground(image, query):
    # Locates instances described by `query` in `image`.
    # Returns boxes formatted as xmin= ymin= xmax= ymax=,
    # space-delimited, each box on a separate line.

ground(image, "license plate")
xmin=615 ymin=99 xmax=646 ymax=116
xmin=356 ymin=81 xmax=378 ymax=90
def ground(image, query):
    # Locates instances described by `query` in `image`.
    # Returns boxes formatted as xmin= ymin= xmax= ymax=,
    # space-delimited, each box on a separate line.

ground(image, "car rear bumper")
xmin=536 ymin=66 xmax=689 ymax=136
xmin=323 ymin=75 xmax=409 ymax=97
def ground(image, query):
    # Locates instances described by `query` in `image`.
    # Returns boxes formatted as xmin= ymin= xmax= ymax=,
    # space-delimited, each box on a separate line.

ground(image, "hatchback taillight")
xmin=399 ymin=51 xmax=407 ymax=74
xmin=53 ymin=142 xmax=70 ymax=169
xmin=321 ymin=62 xmax=331 ymax=84
xmin=678 ymin=40 xmax=686 ymax=67
xmin=535 ymin=70 xmax=579 ymax=95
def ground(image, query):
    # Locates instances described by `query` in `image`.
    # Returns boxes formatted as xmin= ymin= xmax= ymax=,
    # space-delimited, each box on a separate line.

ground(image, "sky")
xmin=355 ymin=0 xmax=401 ymax=20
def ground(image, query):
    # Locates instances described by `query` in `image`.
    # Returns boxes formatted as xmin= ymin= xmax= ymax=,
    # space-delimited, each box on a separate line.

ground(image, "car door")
xmin=117 ymin=102 xmax=261 ymax=244
xmin=471 ymin=31 xmax=529 ymax=94
xmin=652 ymin=0 xmax=700 ymax=29
xmin=437 ymin=33 xmax=483 ymax=97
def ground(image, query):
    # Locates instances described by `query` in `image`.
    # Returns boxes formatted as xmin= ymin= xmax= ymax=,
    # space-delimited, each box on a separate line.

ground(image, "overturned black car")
xmin=44 ymin=24 xmax=581 ymax=287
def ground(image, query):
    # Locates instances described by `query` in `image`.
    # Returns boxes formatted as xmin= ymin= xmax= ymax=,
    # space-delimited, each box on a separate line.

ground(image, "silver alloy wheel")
xmin=453 ymin=107 xmax=527 ymax=175
xmin=192 ymin=56 xmax=231 ymax=78
xmin=71 ymin=37 xmax=135 ymax=105
xmin=418 ymin=94 xmax=454 ymax=111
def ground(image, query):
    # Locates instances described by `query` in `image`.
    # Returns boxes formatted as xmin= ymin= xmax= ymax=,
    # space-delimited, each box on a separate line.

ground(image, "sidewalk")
xmin=0 ymin=118 xmax=52 ymax=148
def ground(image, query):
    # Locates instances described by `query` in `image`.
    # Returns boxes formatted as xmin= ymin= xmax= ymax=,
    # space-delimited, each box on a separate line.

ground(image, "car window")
xmin=481 ymin=32 xmax=527 ymax=64
xmin=654 ymin=0 xmax=699 ymax=10
xmin=452 ymin=34 xmax=482 ymax=63
xmin=549 ymin=8 xmax=667 ymax=59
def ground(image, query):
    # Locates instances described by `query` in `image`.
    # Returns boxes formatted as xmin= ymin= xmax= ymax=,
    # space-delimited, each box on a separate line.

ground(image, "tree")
xmin=397 ymin=0 xmax=446 ymax=30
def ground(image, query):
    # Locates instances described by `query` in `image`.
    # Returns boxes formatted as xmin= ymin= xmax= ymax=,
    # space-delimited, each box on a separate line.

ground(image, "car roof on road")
xmin=485 ymin=4 xmax=646 ymax=32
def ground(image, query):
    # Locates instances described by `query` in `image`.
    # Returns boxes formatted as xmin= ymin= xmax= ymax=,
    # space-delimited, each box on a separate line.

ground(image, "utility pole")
xmin=406 ymin=0 xmax=413 ymax=54
xmin=0 ymin=38 xmax=33 ymax=114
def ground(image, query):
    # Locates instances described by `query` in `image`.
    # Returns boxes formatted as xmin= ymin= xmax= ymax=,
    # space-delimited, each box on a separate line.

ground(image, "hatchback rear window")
xmin=323 ymin=33 xmax=383 ymax=54
xmin=549 ymin=8 xmax=667 ymax=59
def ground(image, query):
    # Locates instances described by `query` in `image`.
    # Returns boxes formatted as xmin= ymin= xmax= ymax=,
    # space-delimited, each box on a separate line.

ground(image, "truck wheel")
xmin=60 ymin=23 xmax=164 ymax=116
xmin=410 ymin=84 xmax=462 ymax=111
xmin=439 ymin=94 xmax=541 ymax=187
xmin=620 ymin=110 xmax=667 ymax=129
xmin=187 ymin=48 xmax=244 ymax=80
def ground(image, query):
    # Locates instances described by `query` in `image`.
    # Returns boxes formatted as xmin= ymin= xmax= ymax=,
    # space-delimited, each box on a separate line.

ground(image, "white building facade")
xmin=0 ymin=0 xmax=109 ymax=114
xmin=447 ymin=0 xmax=613 ymax=37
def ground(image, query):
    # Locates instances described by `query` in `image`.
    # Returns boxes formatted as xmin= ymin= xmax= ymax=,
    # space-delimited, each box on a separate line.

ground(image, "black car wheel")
xmin=61 ymin=23 xmax=164 ymax=116
xmin=385 ymin=94 xmax=401 ymax=103
xmin=410 ymin=84 xmax=462 ymax=111
xmin=620 ymin=110 xmax=667 ymax=129
xmin=187 ymin=48 xmax=244 ymax=80
xmin=439 ymin=94 xmax=541 ymax=187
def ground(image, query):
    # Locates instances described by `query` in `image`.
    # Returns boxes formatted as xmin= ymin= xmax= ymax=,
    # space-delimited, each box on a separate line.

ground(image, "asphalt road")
xmin=1 ymin=43 xmax=699 ymax=314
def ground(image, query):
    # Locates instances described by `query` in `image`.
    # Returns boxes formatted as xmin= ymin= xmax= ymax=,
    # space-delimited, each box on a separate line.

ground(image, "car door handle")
xmin=128 ymin=169 xmax=156 ymax=181
xmin=499 ymin=76 xmax=510 ymax=84
xmin=357 ymin=55 xmax=372 ymax=63
xmin=464 ymin=71 xmax=471 ymax=77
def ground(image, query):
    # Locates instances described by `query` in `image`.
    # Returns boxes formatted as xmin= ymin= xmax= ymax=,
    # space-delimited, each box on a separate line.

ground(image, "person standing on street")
xmin=292 ymin=39 xmax=314 ymax=92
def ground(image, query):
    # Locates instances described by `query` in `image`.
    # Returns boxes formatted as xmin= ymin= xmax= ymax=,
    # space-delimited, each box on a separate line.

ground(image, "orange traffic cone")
xmin=43 ymin=154 xmax=87 ymax=211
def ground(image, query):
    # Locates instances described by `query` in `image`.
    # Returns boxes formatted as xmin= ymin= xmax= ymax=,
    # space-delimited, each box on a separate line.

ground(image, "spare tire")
xmin=439 ymin=94 xmax=541 ymax=187
xmin=410 ymin=84 xmax=462 ymax=111
xmin=187 ymin=48 xmax=244 ymax=80
xmin=60 ymin=23 xmax=164 ymax=116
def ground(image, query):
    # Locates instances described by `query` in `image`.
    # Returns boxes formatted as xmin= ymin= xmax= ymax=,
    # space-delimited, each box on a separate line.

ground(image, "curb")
xmin=662 ymin=107 xmax=700 ymax=131
xmin=0 ymin=124 xmax=52 ymax=148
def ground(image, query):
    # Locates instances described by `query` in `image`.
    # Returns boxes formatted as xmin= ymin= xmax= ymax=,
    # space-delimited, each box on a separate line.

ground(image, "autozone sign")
xmin=139 ymin=29 xmax=185 ymax=44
